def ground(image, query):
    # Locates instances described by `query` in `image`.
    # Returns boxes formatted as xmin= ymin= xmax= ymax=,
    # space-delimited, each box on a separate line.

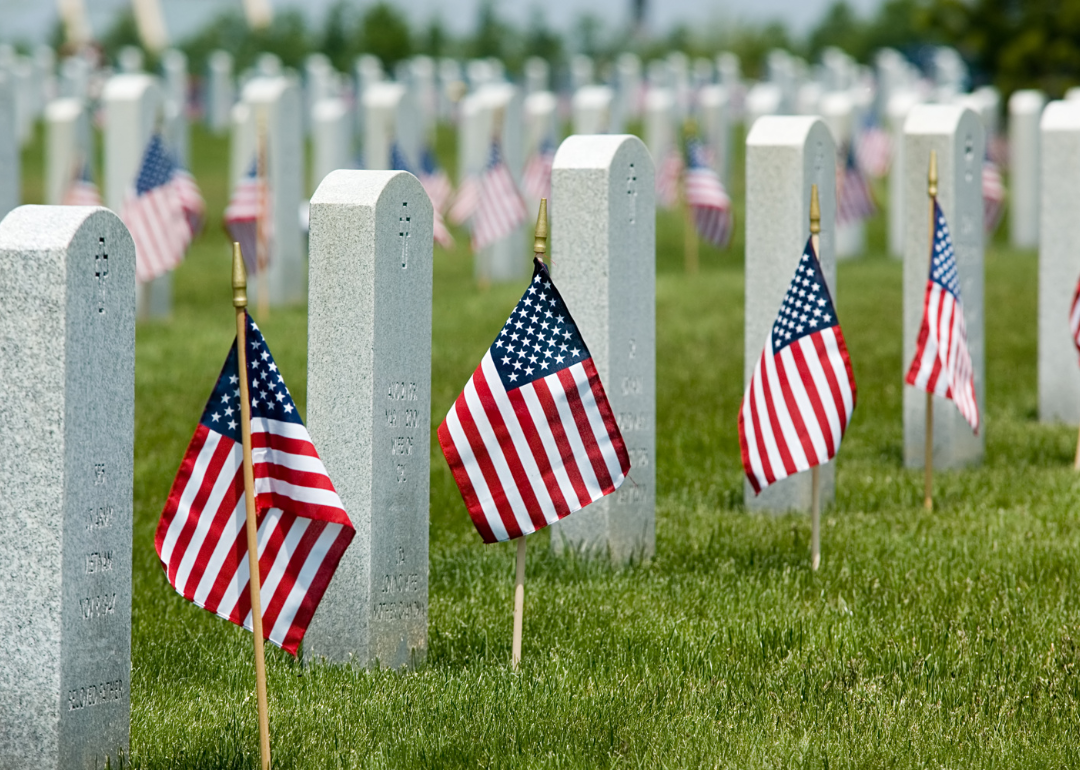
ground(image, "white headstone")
xmin=0 ymin=71 xmax=18 ymax=219
xmin=14 ymin=56 xmax=35 ymax=146
xmin=1038 ymin=100 xmax=1080 ymax=423
xmin=643 ymin=88 xmax=675 ymax=168
xmin=45 ymin=98 xmax=90 ymax=205
xmin=902 ymin=104 xmax=985 ymax=468
xmin=0 ymin=204 xmax=135 ymax=770
xmin=1008 ymin=89 xmax=1045 ymax=249
xmin=363 ymin=82 xmax=408 ymax=171
xmin=744 ymin=116 xmax=838 ymax=511
xmin=549 ymin=135 xmax=656 ymax=561
xmin=117 ymin=46 xmax=143 ymax=74
xmin=34 ymin=44 xmax=57 ymax=104
xmin=103 ymin=74 xmax=166 ymax=318
xmin=821 ymin=91 xmax=865 ymax=259
xmin=459 ymin=82 xmax=525 ymax=283
xmin=59 ymin=56 xmax=90 ymax=101
xmin=161 ymin=49 xmax=188 ymax=167
xmin=304 ymin=169 xmax=432 ymax=668
xmin=304 ymin=53 xmax=334 ymax=136
xmin=887 ymin=91 xmax=920 ymax=258
xmin=524 ymin=90 xmax=557 ymax=163
xmin=614 ymin=52 xmax=642 ymax=125
xmin=572 ymin=85 xmax=614 ymax=135
xmin=256 ymin=53 xmax=281 ymax=77
xmin=312 ymin=98 xmax=351 ymax=192
xmin=570 ymin=54 xmax=594 ymax=90
xmin=239 ymin=76 xmax=305 ymax=307
xmin=524 ymin=57 xmax=549 ymax=96
xmin=205 ymin=51 xmax=234 ymax=134
xmin=698 ymin=85 xmax=730 ymax=185
xmin=437 ymin=58 xmax=462 ymax=120
xmin=745 ymin=82 xmax=783 ymax=130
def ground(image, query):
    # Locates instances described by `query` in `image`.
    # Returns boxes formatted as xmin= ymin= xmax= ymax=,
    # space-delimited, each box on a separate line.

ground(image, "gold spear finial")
xmin=232 ymin=242 xmax=248 ymax=308
xmin=928 ymin=149 xmax=938 ymax=199
xmin=810 ymin=184 xmax=821 ymax=236
xmin=534 ymin=198 xmax=548 ymax=256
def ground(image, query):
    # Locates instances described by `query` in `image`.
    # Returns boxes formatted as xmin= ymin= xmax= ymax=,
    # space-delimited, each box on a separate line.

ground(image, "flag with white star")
xmin=155 ymin=313 xmax=354 ymax=655
xmin=739 ymin=238 xmax=857 ymax=494
xmin=438 ymin=258 xmax=630 ymax=543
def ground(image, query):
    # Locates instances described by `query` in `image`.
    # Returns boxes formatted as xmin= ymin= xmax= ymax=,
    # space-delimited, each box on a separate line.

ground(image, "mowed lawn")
xmin=21 ymin=122 xmax=1080 ymax=769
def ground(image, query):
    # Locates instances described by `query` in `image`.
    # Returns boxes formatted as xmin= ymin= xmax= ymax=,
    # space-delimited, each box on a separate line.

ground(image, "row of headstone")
xmin=0 ymin=130 xmax=658 ymax=767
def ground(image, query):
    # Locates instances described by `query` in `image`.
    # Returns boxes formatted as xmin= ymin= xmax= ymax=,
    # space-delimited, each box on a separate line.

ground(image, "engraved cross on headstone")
xmin=94 ymin=237 xmax=108 ymax=314
xmin=398 ymin=202 xmax=411 ymax=269
xmin=627 ymin=162 xmax=637 ymax=225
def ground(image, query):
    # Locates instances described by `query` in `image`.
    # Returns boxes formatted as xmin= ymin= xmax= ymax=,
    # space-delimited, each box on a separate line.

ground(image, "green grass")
xmin=20 ymin=123 xmax=1080 ymax=769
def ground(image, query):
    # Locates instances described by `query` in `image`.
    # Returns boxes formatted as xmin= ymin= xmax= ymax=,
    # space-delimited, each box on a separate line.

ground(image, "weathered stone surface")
xmin=744 ymin=116 xmax=838 ymax=512
xmin=304 ymin=170 xmax=432 ymax=669
xmin=902 ymin=104 xmax=985 ymax=468
xmin=550 ymin=134 xmax=656 ymax=562
xmin=0 ymin=205 xmax=135 ymax=770
xmin=1038 ymin=100 xmax=1080 ymax=424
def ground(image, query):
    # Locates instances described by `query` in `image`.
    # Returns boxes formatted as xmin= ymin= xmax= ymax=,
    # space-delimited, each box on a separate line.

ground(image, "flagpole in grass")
xmin=809 ymin=184 xmax=823 ymax=571
xmin=925 ymin=151 xmax=937 ymax=510
xmin=682 ymin=121 xmax=699 ymax=274
xmin=256 ymin=115 xmax=270 ymax=322
xmin=511 ymin=197 xmax=549 ymax=670
xmin=232 ymin=242 xmax=273 ymax=770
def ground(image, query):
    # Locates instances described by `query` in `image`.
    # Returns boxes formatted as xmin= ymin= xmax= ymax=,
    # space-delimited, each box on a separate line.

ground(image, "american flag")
xmin=983 ymin=160 xmax=1006 ymax=235
xmin=521 ymin=138 xmax=556 ymax=202
xmin=438 ymin=259 xmax=630 ymax=543
xmin=836 ymin=142 xmax=877 ymax=227
xmin=684 ymin=137 xmax=733 ymax=248
xmin=656 ymin=146 xmax=684 ymax=210
xmin=739 ymin=238 xmax=857 ymax=494
xmin=472 ymin=139 xmax=528 ymax=252
xmin=905 ymin=201 xmax=979 ymax=433
xmin=122 ymin=134 xmax=199 ymax=283
xmin=224 ymin=159 xmax=271 ymax=275
xmin=392 ymin=143 xmax=454 ymax=250
xmin=155 ymin=314 xmax=355 ymax=655
xmin=419 ymin=147 xmax=454 ymax=214
xmin=855 ymin=120 xmax=892 ymax=179
xmin=1071 ymin=275 xmax=1080 ymax=358
xmin=62 ymin=160 xmax=103 ymax=206
xmin=448 ymin=175 xmax=479 ymax=226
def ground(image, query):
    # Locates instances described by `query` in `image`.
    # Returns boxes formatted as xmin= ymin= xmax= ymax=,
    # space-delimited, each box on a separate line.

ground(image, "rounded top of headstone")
xmin=1008 ymin=89 xmax=1046 ymax=113
xmin=573 ymin=85 xmax=614 ymax=109
xmin=746 ymin=114 xmax=830 ymax=150
xmin=45 ymin=97 xmax=83 ymax=120
xmin=310 ymin=169 xmax=431 ymax=216
xmin=102 ymin=73 xmax=158 ymax=101
xmin=1040 ymin=99 xmax=1080 ymax=131
xmin=903 ymin=103 xmax=980 ymax=137
xmin=525 ymin=90 xmax=557 ymax=114
xmin=553 ymin=134 xmax=651 ymax=173
xmin=0 ymin=205 xmax=127 ymax=254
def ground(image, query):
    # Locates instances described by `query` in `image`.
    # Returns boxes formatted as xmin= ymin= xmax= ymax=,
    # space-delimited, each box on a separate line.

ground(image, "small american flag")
xmin=438 ymin=259 xmax=630 ymax=542
xmin=521 ymin=138 xmax=556 ymax=202
xmin=224 ymin=159 xmax=271 ymax=275
xmin=982 ymin=160 xmax=1006 ymax=235
xmin=836 ymin=142 xmax=876 ymax=227
xmin=62 ymin=160 xmax=103 ymax=206
xmin=472 ymin=139 xmax=528 ymax=252
xmin=448 ymin=175 xmax=479 ymax=226
xmin=905 ymin=201 xmax=979 ymax=433
xmin=419 ymin=147 xmax=454 ymax=214
xmin=656 ymin=146 xmax=684 ymax=210
xmin=392 ymin=143 xmax=454 ymax=249
xmin=174 ymin=166 xmax=206 ymax=238
xmin=684 ymin=137 xmax=733 ymax=248
xmin=855 ymin=119 xmax=892 ymax=179
xmin=122 ymin=134 xmax=198 ymax=283
xmin=155 ymin=313 xmax=355 ymax=655
xmin=739 ymin=238 xmax=857 ymax=494
xmin=1070 ymin=275 xmax=1080 ymax=358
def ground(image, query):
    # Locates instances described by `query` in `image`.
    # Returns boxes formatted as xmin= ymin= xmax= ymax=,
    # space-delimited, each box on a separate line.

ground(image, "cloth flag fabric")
xmin=739 ymin=239 xmax=857 ymax=494
xmin=472 ymin=139 xmax=528 ymax=252
xmin=419 ymin=147 xmax=454 ymax=214
xmin=448 ymin=175 xmax=479 ymax=225
xmin=836 ymin=142 xmax=876 ymax=227
xmin=982 ymin=160 xmax=1006 ymax=234
xmin=224 ymin=159 xmax=271 ymax=275
xmin=1071 ymin=275 xmax=1080 ymax=358
xmin=438 ymin=259 xmax=630 ymax=543
xmin=521 ymin=139 xmax=556 ymax=202
xmin=392 ymin=143 xmax=454 ymax=249
xmin=122 ymin=134 xmax=201 ymax=283
xmin=174 ymin=166 xmax=206 ymax=238
xmin=156 ymin=314 xmax=354 ymax=655
xmin=656 ymin=146 xmax=684 ymax=209
xmin=855 ymin=120 xmax=892 ymax=178
xmin=684 ymin=137 xmax=733 ymax=248
xmin=905 ymin=201 xmax=979 ymax=433
xmin=62 ymin=160 xmax=103 ymax=206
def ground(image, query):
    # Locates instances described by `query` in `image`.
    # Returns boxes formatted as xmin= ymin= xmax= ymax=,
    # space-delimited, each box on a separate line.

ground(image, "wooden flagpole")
xmin=683 ymin=121 xmax=699 ymax=274
xmin=925 ymin=151 xmax=937 ymax=511
xmin=256 ymin=114 xmax=270 ymax=323
xmin=809 ymin=184 xmax=822 ymax=571
xmin=511 ymin=198 xmax=549 ymax=670
xmin=232 ymin=243 xmax=272 ymax=770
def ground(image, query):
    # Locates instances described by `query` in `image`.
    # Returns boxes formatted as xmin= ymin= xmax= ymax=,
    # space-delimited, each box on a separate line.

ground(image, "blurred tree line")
xmin=95 ymin=0 xmax=1080 ymax=98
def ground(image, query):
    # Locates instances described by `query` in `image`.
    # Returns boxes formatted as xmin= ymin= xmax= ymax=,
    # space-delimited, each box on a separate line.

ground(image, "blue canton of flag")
xmin=770 ymin=244 xmax=839 ymax=352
